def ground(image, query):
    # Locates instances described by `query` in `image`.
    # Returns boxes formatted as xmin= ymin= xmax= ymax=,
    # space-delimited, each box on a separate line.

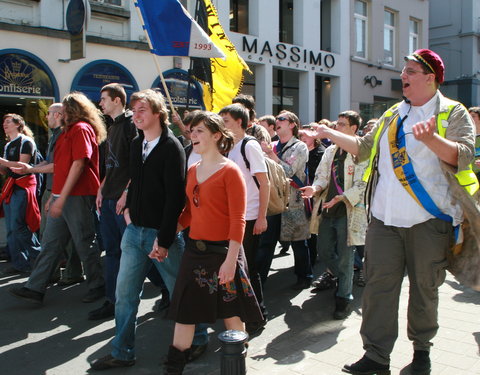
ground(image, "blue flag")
xmin=134 ymin=0 xmax=225 ymax=58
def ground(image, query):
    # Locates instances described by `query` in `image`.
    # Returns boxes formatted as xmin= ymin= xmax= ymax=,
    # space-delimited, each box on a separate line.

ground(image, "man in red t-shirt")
xmin=9 ymin=92 xmax=107 ymax=305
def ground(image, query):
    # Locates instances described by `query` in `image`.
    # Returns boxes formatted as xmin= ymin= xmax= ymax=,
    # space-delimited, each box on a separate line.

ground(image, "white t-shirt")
xmin=371 ymin=92 xmax=463 ymax=227
xmin=187 ymin=150 xmax=201 ymax=168
xmin=228 ymin=137 xmax=268 ymax=221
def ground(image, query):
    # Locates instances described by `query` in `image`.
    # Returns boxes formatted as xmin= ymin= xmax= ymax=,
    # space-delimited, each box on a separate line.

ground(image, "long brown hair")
xmin=3 ymin=113 xmax=34 ymax=140
xmin=62 ymin=92 xmax=107 ymax=143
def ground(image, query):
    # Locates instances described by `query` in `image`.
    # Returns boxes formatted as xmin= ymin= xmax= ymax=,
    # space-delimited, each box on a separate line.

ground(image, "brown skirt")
xmin=168 ymin=239 xmax=263 ymax=324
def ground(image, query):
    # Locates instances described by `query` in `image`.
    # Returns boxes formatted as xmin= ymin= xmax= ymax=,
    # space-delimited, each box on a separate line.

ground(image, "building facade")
xmin=429 ymin=0 xmax=480 ymax=108
xmin=349 ymin=0 xmax=430 ymax=122
xmin=0 ymin=0 xmax=430 ymax=150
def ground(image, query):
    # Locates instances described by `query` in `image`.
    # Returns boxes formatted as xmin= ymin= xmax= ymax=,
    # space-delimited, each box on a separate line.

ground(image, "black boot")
xmin=343 ymin=354 xmax=390 ymax=375
xmin=334 ymin=297 xmax=352 ymax=320
xmin=164 ymin=345 xmax=189 ymax=375
xmin=411 ymin=350 xmax=431 ymax=374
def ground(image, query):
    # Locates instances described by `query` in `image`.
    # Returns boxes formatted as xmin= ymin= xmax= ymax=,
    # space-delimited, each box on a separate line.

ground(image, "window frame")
xmin=354 ymin=0 xmax=368 ymax=60
xmin=229 ymin=0 xmax=249 ymax=34
xmin=409 ymin=18 xmax=419 ymax=54
xmin=383 ymin=9 xmax=395 ymax=66
xmin=279 ymin=0 xmax=294 ymax=44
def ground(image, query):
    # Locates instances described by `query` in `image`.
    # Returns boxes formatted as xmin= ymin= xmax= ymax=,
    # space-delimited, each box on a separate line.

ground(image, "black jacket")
xmin=102 ymin=111 xmax=138 ymax=200
xmin=126 ymin=127 xmax=186 ymax=248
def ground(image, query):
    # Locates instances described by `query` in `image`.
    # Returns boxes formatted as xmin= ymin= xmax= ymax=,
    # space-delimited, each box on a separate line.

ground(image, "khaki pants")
xmin=40 ymin=190 xmax=82 ymax=279
xmin=360 ymin=217 xmax=452 ymax=364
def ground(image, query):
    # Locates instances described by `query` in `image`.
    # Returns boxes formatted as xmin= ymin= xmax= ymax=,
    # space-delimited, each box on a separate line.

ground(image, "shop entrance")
xmin=0 ymin=96 xmax=52 ymax=154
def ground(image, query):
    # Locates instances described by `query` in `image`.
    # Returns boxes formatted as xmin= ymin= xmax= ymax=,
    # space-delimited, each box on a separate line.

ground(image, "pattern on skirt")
xmin=193 ymin=265 xmax=255 ymax=302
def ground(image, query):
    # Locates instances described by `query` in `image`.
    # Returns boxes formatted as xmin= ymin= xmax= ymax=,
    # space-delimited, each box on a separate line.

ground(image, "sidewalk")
xmin=1 ymin=249 xmax=479 ymax=375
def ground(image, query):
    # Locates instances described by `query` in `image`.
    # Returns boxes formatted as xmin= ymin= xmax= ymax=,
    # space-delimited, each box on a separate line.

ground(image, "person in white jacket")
xmin=301 ymin=110 xmax=368 ymax=319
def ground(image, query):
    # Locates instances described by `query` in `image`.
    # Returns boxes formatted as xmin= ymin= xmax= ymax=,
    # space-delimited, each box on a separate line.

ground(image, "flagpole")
xmin=133 ymin=1 xmax=176 ymax=115
xmin=186 ymin=0 xmax=201 ymax=112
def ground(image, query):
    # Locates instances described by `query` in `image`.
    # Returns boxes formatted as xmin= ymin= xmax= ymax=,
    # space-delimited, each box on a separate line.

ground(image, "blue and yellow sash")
xmin=388 ymin=114 xmax=453 ymax=224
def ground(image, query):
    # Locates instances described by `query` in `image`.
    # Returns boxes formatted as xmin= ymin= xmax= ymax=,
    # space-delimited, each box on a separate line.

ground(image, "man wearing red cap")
xmin=312 ymin=49 xmax=476 ymax=375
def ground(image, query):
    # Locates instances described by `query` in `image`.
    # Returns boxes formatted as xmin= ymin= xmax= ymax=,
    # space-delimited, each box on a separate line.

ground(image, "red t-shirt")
xmin=52 ymin=121 xmax=100 ymax=196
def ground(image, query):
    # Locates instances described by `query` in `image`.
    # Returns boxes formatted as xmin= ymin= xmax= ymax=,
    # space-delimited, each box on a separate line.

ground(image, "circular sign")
xmin=66 ymin=0 xmax=86 ymax=35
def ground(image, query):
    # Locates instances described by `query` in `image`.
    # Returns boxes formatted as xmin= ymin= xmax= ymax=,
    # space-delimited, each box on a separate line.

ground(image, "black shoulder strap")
xmin=240 ymin=136 xmax=260 ymax=189
xmin=277 ymin=139 xmax=299 ymax=160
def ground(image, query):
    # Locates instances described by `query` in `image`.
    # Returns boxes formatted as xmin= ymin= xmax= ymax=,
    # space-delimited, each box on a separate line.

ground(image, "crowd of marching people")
xmin=1 ymin=48 xmax=480 ymax=375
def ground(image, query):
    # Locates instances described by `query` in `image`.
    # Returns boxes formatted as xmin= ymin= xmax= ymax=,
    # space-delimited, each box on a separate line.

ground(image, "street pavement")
xmin=1 ymin=248 xmax=479 ymax=375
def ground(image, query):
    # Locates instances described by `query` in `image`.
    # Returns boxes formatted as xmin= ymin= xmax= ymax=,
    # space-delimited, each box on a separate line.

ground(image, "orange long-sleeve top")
xmin=179 ymin=160 xmax=246 ymax=244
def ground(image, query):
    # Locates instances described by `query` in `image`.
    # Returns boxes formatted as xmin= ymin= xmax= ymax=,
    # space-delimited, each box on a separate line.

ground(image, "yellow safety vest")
xmin=363 ymin=101 xmax=479 ymax=195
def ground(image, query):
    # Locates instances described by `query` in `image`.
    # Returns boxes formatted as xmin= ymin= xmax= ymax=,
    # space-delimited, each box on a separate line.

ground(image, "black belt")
xmin=189 ymin=238 xmax=229 ymax=255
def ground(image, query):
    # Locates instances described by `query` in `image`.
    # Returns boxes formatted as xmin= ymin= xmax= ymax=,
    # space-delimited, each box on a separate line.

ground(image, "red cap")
xmin=404 ymin=49 xmax=445 ymax=84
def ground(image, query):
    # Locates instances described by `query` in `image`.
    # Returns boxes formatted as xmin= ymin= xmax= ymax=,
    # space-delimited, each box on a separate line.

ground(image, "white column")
xmin=299 ymin=70 xmax=316 ymax=123
xmin=214 ymin=0 xmax=230 ymax=29
xmin=294 ymin=0 xmax=321 ymax=49
xmin=329 ymin=0 xmax=350 ymax=115
xmin=255 ymin=64 xmax=273 ymax=117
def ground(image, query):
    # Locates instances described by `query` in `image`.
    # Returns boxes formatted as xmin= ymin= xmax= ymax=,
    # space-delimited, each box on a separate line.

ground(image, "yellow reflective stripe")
xmin=436 ymin=103 xmax=479 ymax=195
xmin=363 ymin=104 xmax=398 ymax=182
xmin=362 ymin=119 xmax=384 ymax=182
xmin=436 ymin=104 xmax=454 ymax=138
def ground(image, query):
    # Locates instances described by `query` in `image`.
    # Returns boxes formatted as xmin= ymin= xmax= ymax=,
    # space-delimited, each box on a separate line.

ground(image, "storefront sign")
xmin=153 ymin=69 xmax=204 ymax=109
xmin=71 ymin=60 xmax=138 ymax=102
xmin=241 ymin=36 xmax=336 ymax=72
xmin=0 ymin=53 xmax=55 ymax=97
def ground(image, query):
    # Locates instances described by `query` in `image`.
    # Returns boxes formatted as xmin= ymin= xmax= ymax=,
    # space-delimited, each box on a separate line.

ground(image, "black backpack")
xmin=33 ymin=149 xmax=45 ymax=201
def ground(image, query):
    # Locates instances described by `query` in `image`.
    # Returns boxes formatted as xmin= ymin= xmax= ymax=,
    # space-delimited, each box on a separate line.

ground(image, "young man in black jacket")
xmin=88 ymin=83 xmax=138 ymax=320
xmin=90 ymin=89 xmax=207 ymax=370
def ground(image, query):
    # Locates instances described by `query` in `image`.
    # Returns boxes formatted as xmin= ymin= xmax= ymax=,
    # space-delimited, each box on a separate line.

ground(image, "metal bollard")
xmin=218 ymin=329 xmax=249 ymax=375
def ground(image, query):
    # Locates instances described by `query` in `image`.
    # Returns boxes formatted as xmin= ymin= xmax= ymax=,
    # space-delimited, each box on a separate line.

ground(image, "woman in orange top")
xmin=152 ymin=111 xmax=262 ymax=374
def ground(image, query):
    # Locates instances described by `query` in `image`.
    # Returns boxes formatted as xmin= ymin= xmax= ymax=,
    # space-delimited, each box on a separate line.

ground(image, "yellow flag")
xmin=202 ymin=0 xmax=251 ymax=112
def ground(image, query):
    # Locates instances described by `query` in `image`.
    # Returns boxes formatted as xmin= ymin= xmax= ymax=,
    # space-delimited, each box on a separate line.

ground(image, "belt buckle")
xmin=196 ymin=240 xmax=207 ymax=251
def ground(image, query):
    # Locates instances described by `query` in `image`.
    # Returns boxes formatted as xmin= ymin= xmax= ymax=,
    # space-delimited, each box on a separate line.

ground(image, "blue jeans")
xmin=317 ymin=216 xmax=355 ymax=300
xmin=100 ymin=199 xmax=127 ymax=302
xmin=111 ymin=225 xmax=207 ymax=361
xmin=3 ymin=187 xmax=40 ymax=271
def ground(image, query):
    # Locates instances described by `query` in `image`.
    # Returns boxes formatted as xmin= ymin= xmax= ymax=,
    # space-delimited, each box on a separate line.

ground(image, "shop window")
xmin=273 ymin=68 xmax=299 ymax=116
xmin=230 ymin=0 xmax=249 ymax=34
xmin=360 ymin=97 xmax=397 ymax=123
xmin=279 ymin=0 xmax=294 ymax=44
xmin=409 ymin=18 xmax=419 ymax=54
xmin=354 ymin=0 xmax=368 ymax=59
xmin=70 ymin=60 xmax=138 ymax=103
xmin=384 ymin=9 xmax=395 ymax=66
xmin=321 ymin=0 xmax=332 ymax=52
